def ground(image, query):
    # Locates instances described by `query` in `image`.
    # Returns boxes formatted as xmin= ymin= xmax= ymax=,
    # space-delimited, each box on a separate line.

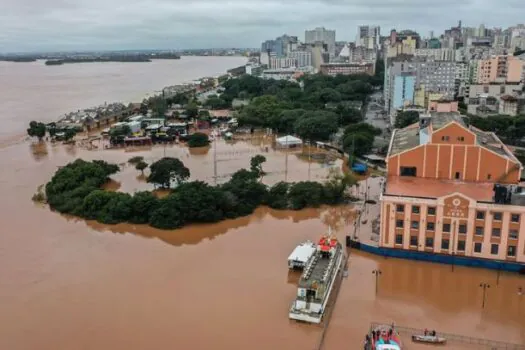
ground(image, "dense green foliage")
xmin=223 ymin=74 xmax=374 ymax=128
xmin=467 ymin=114 xmax=525 ymax=145
xmin=27 ymin=121 xmax=46 ymax=140
xmin=394 ymin=111 xmax=420 ymax=129
xmin=44 ymin=157 xmax=356 ymax=230
xmin=220 ymin=73 xmax=379 ymax=155
xmin=187 ymin=132 xmax=210 ymax=147
xmin=342 ymin=122 xmax=382 ymax=157
xmin=147 ymin=157 xmax=190 ymax=188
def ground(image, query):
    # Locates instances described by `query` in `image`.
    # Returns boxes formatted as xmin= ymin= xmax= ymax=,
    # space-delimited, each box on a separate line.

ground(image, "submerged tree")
xmin=135 ymin=160 xmax=148 ymax=174
xmin=128 ymin=156 xmax=144 ymax=165
xmin=147 ymin=157 xmax=190 ymax=188
xmin=250 ymin=154 xmax=267 ymax=179
xmin=27 ymin=121 xmax=46 ymax=141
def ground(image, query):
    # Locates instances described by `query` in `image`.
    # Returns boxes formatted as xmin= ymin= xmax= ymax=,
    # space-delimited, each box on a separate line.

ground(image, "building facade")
xmin=381 ymin=112 xmax=525 ymax=266
xmin=305 ymin=27 xmax=336 ymax=57
xmin=392 ymin=75 xmax=416 ymax=110
xmin=356 ymin=25 xmax=380 ymax=49
xmin=319 ymin=62 xmax=374 ymax=76
xmin=415 ymin=48 xmax=456 ymax=61
xmin=287 ymin=51 xmax=312 ymax=68
xmin=269 ymin=57 xmax=297 ymax=69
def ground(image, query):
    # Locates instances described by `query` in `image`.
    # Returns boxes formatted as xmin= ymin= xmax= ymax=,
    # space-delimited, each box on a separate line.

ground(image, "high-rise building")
xmin=260 ymin=35 xmax=298 ymax=57
xmin=356 ymin=25 xmax=380 ymax=49
xmin=305 ymin=27 xmax=336 ymax=57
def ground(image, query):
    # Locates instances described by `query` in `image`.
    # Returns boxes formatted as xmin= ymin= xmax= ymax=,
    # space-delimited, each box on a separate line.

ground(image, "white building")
xmin=262 ymin=68 xmax=297 ymax=81
xmin=269 ymin=57 xmax=297 ymax=69
xmin=288 ymin=51 xmax=312 ymax=68
xmin=305 ymin=27 xmax=336 ymax=57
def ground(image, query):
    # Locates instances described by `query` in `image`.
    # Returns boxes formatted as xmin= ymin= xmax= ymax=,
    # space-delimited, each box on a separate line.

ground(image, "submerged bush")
xmin=44 ymin=156 xmax=353 ymax=230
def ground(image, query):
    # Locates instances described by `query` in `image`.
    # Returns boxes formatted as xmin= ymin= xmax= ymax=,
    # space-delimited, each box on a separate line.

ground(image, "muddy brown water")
xmin=0 ymin=139 xmax=524 ymax=350
xmin=1 ymin=59 xmax=524 ymax=349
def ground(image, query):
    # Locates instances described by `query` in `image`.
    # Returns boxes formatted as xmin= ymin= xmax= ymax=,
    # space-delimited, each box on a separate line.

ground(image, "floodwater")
xmin=0 ymin=56 xmax=247 ymax=144
xmin=0 ymin=58 xmax=524 ymax=350
xmin=1 ymin=139 xmax=524 ymax=350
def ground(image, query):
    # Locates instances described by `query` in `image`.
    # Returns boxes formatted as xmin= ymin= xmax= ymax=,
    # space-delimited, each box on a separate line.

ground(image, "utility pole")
xmin=372 ymin=269 xmax=382 ymax=295
xmin=213 ymin=135 xmax=217 ymax=185
xmin=285 ymin=149 xmax=288 ymax=182
xmin=479 ymin=283 xmax=490 ymax=309
xmin=308 ymin=141 xmax=311 ymax=181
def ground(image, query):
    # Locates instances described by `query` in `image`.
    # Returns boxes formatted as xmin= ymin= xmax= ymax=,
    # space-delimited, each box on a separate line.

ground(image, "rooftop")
xmin=384 ymin=176 xmax=494 ymax=202
xmin=389 ymin=112 xmax=517 ymax=161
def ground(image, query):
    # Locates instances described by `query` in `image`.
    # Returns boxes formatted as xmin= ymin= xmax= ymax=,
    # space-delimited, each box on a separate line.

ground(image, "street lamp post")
xmin=479 ymin=283 xmax=490 ymax=309
xmin=372 ymin=269 xmax=382 ymax=295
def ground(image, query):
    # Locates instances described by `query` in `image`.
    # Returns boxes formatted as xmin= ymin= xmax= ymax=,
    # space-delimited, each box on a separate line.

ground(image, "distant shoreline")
xmin=45 ymin=54 xmax=181 ymax=66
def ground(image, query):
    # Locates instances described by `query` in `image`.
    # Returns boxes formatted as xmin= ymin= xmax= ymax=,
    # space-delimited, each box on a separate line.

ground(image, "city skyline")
xmin=1 ymin=0 xmax=525 ymax=52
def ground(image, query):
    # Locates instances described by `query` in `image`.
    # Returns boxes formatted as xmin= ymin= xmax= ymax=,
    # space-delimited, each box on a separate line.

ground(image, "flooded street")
xmin=0 ymin=138 xmax=524 ymax=350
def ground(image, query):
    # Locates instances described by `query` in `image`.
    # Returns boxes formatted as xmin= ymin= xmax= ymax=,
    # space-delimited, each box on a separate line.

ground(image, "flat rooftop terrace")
xmin=384 ymin=176 xmax=494 ymax=202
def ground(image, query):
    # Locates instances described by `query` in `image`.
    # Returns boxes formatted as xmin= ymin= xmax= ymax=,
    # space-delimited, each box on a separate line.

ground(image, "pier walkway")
xmin=370 ymin=322 xmax=525 ymax=350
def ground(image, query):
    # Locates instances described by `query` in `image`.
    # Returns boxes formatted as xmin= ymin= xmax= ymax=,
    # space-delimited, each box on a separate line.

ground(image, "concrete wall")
xmin=387 ymin=143 xmax=520 ymax=183
xmin=380 ymin=194 xmax=525 ymax=263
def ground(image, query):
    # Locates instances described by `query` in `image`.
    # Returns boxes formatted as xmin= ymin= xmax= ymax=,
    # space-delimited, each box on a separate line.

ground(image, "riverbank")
xmin=0 ymin=56 xmax=248 ymax=145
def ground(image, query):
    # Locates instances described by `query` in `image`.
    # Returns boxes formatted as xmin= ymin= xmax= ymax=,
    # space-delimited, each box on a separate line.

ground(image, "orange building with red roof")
xmin=378 ymin=111 xmax=525 ymax=269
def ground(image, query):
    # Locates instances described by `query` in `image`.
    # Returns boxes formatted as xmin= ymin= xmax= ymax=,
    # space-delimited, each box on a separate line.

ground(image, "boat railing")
xmin=369 ymin=322 xmax=525 ymax=350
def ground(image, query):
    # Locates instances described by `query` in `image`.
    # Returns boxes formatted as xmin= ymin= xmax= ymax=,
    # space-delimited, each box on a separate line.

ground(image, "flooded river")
xmin=0 ymin=58 xmax=524 ymax=349
xmin=0 ymin=56 xmax=247 ymax=145
xmin=0 ymin=139 xmax=524 ymax=350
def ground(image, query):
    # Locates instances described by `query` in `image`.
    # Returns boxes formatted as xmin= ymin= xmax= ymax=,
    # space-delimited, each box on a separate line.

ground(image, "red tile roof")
xmin=384 ymin=176 xmax=494 ymax=202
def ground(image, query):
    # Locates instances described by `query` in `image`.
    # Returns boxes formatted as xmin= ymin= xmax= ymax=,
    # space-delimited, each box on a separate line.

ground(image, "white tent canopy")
xmin=276 ymin=135 xmax=302 ymax=147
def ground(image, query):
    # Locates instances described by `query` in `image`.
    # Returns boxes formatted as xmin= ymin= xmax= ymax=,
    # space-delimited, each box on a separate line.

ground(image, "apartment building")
xmin=466 ymin=83 xmax=524 ymax=116
xmin=415 ymin=48 xmax=455 ymax=61
xmin=471 ymin=55 xmax=523 ymax=84
xmin=356 ymin=25 xmax=380 ymax=49
xmin=319 ymin=62 xmax=374 ymax=76
xmin=287 ymin=51 xmax=312 ymax=68
xmin=305 ymin=27 xmax=336 ymax=57
xmin=269 ymin=57 xmax=297 ymax=69
xmin=384 ymin=58 xmax=457 ymax=117
xmin=381 ymin=112 xmax=525 ymax=268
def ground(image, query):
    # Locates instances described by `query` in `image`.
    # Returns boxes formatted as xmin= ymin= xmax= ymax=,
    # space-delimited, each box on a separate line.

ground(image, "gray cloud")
xmin=0 ymin=0 xmax=524 ymax=52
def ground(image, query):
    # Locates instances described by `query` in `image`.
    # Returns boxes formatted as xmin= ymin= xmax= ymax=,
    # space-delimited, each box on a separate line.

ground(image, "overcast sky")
xmin=1 ymin=0 xmax=524 ymax=53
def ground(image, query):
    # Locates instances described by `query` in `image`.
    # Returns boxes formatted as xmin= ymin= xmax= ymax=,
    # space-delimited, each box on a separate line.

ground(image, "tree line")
xmin=44 ymin=157 xmax=357 ymax=230
xmin=206 ymin=73 xmax=382 ymax=156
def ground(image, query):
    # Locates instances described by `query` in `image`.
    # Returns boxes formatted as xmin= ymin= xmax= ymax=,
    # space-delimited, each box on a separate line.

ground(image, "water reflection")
xmin=29 ymin=141 xmax=48 ymax=161
xmin=83 ymin=206 xmax=333 ymax=247
xmin=188 ymin=146 xmax=210 ymax=156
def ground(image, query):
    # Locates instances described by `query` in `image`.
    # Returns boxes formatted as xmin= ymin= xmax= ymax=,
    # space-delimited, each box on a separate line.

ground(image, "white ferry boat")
xmin=289 ymin=234 xmax=344 ymax=324
xmin=288 ymin=241 xmax=316 ymax=270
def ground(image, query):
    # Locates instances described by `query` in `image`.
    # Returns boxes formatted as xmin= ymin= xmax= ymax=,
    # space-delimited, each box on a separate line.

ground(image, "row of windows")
xmin=395 ymin=220 xmax=520 ymax=239
xmin=395 ymin=205 xmax=521 ymax=223
xmin=396 ymin=205 xmax=436 ymax=215
xmin=440 ymin=136 xmax=465 ymax=142
xmin=394 ymin=235 xmax=518 ymax=257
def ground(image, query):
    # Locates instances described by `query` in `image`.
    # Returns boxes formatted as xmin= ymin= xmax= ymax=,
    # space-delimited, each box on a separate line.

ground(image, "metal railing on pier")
xmin=369 ymin=322 xmax=525 ymax=350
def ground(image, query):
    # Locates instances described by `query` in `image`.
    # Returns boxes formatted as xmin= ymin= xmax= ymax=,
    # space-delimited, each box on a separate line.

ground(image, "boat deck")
xmin=299 ymin=250 xmax=338 ymax=289
xmin=369 ymin=322 xmax=525 ymax=350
